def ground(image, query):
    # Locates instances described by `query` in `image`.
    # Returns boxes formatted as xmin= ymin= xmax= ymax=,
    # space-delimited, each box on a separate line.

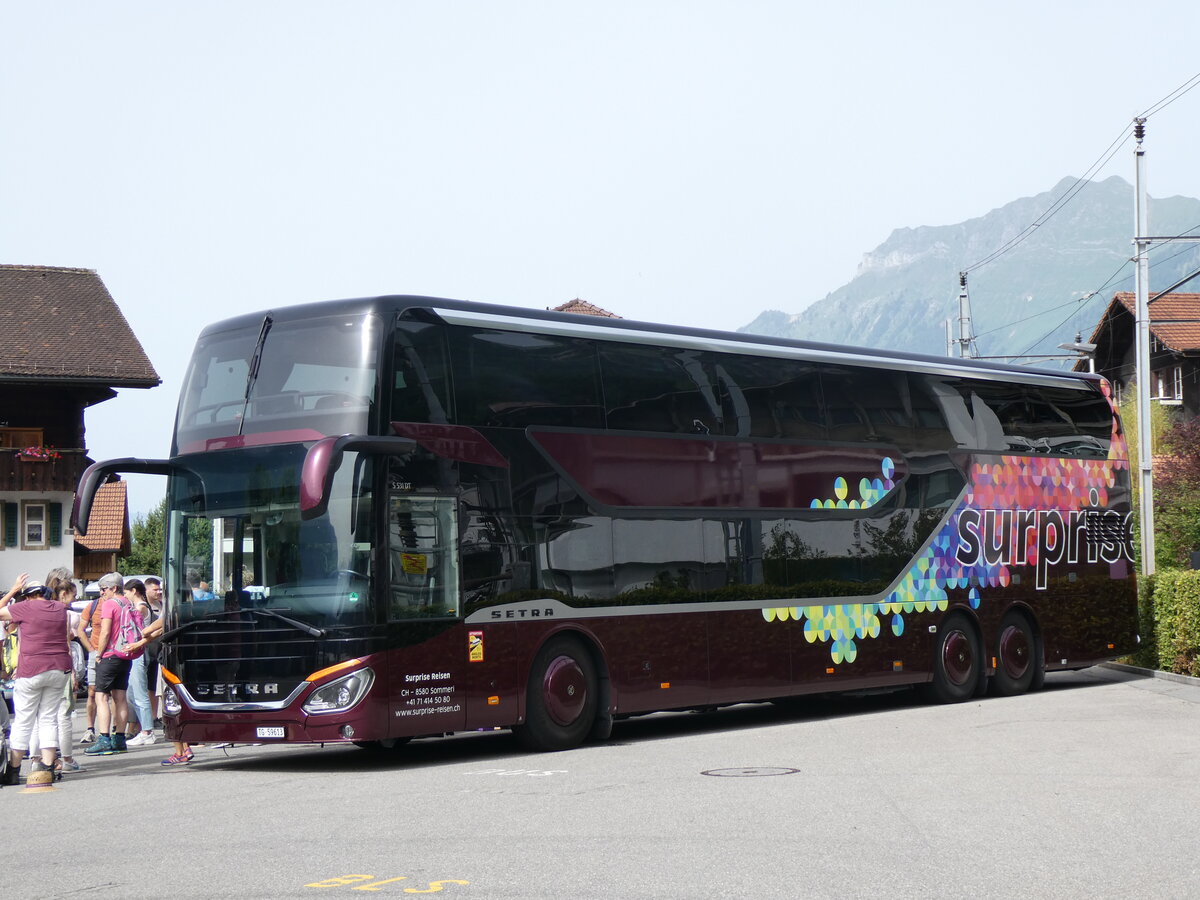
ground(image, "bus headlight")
xmin=302 ymin=667 xmax=375 ymax=715
xmin=163 ymin=685 xmax=182 ymax=716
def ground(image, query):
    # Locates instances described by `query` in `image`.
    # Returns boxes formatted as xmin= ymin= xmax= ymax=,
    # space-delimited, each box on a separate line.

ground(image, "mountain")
xmin=741 ymin=176 xmax=1200 ymax=365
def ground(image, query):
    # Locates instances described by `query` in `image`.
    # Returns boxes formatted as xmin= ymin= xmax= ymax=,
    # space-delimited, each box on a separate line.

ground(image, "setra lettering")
xmin=490 ymin=608 xmax=554 ymax=620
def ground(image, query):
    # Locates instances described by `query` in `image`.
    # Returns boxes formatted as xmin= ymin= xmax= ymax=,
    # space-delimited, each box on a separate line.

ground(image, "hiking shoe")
xmin=127 ymin=731 xmax=156 ymax=747
xmin=111 ymin=734 xmax=128 ymax=753
xmin=160 ymin=753 xmax=191 ymax=766
xmin=84 ymin=734 xmax=115 ymax=755
xmin=81 ymin=728 xmax=96 ymax=743
xmin=184 ymin=746 xmax=194 ymax=761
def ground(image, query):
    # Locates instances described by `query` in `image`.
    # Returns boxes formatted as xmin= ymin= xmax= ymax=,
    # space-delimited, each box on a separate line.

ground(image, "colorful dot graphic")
xmin=767 ymin=390 xmax=1130 ymax=665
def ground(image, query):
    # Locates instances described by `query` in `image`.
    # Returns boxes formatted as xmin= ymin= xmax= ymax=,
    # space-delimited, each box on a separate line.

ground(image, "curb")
xmin=1100 ymin=661 xmax=1200 ymax=688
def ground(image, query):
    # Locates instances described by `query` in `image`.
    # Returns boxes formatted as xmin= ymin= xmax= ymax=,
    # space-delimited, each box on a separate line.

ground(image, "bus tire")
xmin=991 ymin=610 xmax=1037 ymax=697
xmin=515 ymin=635 xmax=598 ymax=752
xmin=925 ymin=612 xmax=981 ymax=704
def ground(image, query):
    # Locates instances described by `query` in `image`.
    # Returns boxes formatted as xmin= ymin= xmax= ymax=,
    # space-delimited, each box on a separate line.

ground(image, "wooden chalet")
xmin=0 ymin=264 xmax=159 ymax=577
xmin=1076 ymin=291 xmax=1200 ymax=419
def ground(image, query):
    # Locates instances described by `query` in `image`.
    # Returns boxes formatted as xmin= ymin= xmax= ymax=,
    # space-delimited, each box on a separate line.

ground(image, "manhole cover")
xmin=701 ymin=767 xmax=800 ymax=777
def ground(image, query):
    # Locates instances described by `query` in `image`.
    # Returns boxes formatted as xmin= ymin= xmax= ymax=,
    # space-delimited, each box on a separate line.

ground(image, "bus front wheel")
xmin=515 ymin=635 xmax=598 ymax=752
xmin=925 ymin=612 xmax=981 ymax=704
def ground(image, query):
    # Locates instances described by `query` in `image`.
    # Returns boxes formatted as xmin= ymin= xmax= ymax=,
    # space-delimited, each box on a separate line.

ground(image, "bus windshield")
xmin=175 ymin=312 xmax=381 ymax=453
xmin=165 ymin=445 xmax=377 ymax=629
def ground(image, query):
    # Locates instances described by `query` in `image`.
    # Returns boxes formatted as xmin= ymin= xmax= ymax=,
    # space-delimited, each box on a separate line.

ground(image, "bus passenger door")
xmin=384 ymin=492 xmax=467 ymax=737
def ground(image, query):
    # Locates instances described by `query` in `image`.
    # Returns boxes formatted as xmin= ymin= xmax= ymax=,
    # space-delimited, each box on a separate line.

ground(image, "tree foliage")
xmin=119 ymin=497 xmax=213 ymax=579
xmin=1117 ymin=390 xmax=1181 ymax=571
xmin=1153 ymin=416 xmax=1200 ymax=568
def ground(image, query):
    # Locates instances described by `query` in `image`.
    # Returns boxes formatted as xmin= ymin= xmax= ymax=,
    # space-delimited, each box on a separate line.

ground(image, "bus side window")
xmin=451 ymin=328 xmax=603 ymax=429
xmin=713 ymin=355 xmax=825 ymax=440
xmin=961 ymin=381 xmax=1096 ymax=453
xmin=387 ymin=495 xmax=460 ymax=619
xmin=600 ymin=345 xmax=722 ymax=434
xmin=821 ymin=366 xmax=912 ymax=445
xmin=906 ymin=373 xmax=958 ymax=451
xmin=393 ymin=320 xmax=453 ymax=425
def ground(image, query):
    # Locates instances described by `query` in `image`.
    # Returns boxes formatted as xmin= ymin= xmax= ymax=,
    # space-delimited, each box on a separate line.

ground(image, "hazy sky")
xmin=4 ymin=1 xmax=1200 ymax=517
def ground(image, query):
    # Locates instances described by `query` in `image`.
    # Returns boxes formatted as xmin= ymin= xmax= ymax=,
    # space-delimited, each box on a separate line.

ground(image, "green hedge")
xmin=1136 ymin=569 xmax=1200 ymax=676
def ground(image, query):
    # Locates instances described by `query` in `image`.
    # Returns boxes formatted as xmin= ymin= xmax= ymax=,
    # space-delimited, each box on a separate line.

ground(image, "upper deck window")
xmin=175 ymin=313 xmax=381 ymax=453
xmin=449 ymin=327 xmax=603 ymax=429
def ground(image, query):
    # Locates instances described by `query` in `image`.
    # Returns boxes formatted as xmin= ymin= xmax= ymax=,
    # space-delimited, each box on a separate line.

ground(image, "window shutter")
xmin=3 ymin=502 xmax=16 ymax=547
xmin=49 ymin=502 xmax=63 ymax=547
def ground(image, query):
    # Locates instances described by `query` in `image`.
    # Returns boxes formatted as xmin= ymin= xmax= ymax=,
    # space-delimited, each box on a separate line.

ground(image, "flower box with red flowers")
xmin=19 ymin=446 xmax=62 ymax=461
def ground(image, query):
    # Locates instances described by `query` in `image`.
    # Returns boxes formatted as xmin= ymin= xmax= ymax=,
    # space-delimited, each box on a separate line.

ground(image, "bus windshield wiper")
xmin=243 ymin=607 xmax=326 ymax=638
xmin=158 ymin=606 xmax=326 ymax=643
xmin=237 ymin=313 xmax=274 ymax=436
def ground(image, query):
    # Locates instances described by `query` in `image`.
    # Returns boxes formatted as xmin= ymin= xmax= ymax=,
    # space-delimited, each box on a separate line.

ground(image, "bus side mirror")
xmin=300 ymin=435 xmax=417 ymax=520
xmin=73 ymin=458 xmax=180 ymax=535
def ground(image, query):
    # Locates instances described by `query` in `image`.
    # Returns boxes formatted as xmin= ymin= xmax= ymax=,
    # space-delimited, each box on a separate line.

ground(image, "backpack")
xmin=109 ymin=596 xmax=145 ymax=661
xmin=1 ymin=630 xmax=17 ymax=678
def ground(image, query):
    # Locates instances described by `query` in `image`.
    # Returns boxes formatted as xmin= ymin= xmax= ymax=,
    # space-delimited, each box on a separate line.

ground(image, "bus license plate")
xmin=256 ymin=727 xmax=285 ymax=738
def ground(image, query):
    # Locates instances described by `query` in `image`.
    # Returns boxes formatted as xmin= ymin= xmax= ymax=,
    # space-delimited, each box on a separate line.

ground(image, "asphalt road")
xmin=7 ymin=666 xmax=1200 ymax=899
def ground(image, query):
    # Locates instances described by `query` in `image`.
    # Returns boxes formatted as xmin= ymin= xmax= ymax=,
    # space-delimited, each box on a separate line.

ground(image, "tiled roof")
xmin=74 ymin=480 xmax=130 ymax=553
xmin=1103 ymin=291 xmax=1200 ymax=351
xmin=551 ymin=298 xmax=621 ymax=318
xmin=0 ymin=264 xmax=160 ymax=386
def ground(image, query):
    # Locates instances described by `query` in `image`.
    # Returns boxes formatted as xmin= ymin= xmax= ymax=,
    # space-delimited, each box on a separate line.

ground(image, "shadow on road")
xmin=189 ymin=667 xmax=1133 ymax=775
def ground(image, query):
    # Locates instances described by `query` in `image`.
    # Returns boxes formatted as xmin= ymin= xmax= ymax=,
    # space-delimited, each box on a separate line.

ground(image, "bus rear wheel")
xmin=515 ymin=635 xmax=598 ymax=752
xmin=991 ymin=611 xmax=1037 ymax=697
xmin=926 ymin=612 xmax=981 ymax=704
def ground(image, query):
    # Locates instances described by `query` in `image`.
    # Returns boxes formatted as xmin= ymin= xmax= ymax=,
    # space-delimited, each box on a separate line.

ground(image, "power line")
xmin=1139 ymin=69 xmax=1200 ymax=119
xmin=1013 ymin=238 xmax=1200 ymax=358
xmin=961 ymin=125 xmax=1132 ymax=275
xmin=959 ymin=72 xmax=1200 ymax=309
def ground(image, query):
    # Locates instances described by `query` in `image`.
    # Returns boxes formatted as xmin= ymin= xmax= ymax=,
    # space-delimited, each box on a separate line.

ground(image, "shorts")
xmin=94 ymin=656 xmax=132 ymax=693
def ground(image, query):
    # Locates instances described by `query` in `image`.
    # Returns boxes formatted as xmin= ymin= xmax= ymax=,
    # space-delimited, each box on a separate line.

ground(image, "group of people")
xmin=1 ymin=569 xmax=193 ymax=787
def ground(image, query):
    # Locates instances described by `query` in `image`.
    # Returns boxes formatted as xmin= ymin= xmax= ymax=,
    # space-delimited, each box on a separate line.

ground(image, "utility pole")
xmin=1133 ymin=118 xmax=1155 ymax=577
xmin=956 ymin=272 xmax=976 ymax=358
xmin=1126 ymin=120 xmax=1200 ymax=577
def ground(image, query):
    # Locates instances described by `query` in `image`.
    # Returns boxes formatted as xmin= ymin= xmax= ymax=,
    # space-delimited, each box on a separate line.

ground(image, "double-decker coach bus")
xmin=74 ymin=296 xmax=1137 ymax=752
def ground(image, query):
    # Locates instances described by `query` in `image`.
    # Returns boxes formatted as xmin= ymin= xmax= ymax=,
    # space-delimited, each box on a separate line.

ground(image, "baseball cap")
xmin=17 ymin=579 xmax=47 ymax=597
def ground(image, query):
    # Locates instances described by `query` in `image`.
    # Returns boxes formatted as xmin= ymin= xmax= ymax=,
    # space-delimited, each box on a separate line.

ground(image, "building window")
xmin=23 ymin=501 xmax=46 ymax=549
xmin=0 ymin=427 xmax=44 ymax=449
xmin=1154 ymin=368 xmax=1183 ymax=405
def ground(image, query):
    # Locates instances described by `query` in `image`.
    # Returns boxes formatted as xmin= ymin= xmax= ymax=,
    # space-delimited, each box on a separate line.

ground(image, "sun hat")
xmin=17 ymin=579 xmax=47 ymax=597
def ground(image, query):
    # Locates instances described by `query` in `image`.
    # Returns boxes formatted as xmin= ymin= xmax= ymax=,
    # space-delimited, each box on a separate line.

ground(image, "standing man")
xmin=83 ymin=573 xmax=132 ymax=756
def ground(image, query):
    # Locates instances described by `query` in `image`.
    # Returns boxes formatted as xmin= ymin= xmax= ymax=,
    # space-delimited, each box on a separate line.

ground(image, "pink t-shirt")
xmin=9 ymin=598 xmax=71 ymax=678
xmin=99 ymin=596 xmax=125 ymax=658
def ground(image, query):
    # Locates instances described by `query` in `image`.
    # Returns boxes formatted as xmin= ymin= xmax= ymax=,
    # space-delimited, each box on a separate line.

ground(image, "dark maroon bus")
xmin=74 ymin=296 xmax=1138 ymax=752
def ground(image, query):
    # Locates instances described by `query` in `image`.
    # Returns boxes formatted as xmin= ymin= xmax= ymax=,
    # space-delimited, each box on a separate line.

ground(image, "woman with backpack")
xmin=83 ymin=573 xmax=143 ymax=757
xmin=0 ymin=573 xmax=71 ymax=786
